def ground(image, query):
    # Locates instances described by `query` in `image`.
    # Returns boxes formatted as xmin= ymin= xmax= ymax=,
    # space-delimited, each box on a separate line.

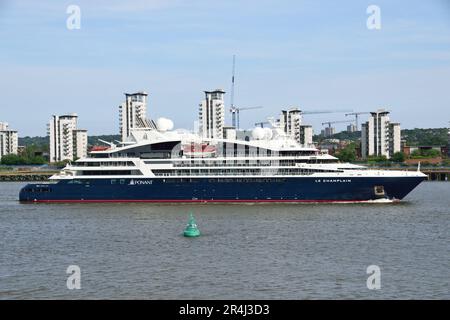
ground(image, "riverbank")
xmin=368 ymin=167 xmax=450 ymax=181
xmin=0 ymin=171 xmax=58 ymax=181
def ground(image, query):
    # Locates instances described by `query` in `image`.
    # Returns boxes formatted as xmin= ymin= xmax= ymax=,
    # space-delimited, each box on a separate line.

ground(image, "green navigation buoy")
xmin=183 ymin=213 xmax=200 ymax=237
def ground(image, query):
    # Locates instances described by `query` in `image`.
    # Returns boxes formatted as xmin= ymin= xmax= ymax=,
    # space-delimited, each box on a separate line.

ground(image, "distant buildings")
xmin=321 ymin=127 xmax=336 ymax=138
xmin=199 ymin=89 xmax=225 ymax=139
xmin=361 ymin=109 xmax=401 ymax=159
xmin=48 ymin=114 xmax=87 ymax=162
xmin=347 ymin=124 xmax=357 ymax=133
xmin=0 ymin=122 xmax=18 ymax=161
xmin=119 ymin=91 xmax=152 ymax=141
xmin=279 ymin=108 xmax=313 ymax=146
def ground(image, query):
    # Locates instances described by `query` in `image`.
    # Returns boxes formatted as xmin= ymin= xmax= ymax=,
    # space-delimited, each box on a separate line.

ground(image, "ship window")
xmin=120 ymin=179 xmax=125 ymax=185
xmin=81 ymin=170 xmax=136 ymax=176
xmin=111 ymin=179 xmax=117 ymax=184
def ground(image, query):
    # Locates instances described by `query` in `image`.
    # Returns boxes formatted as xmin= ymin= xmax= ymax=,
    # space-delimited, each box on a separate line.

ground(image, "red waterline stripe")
xmin=23 ymin=199 xmax=375 ymax=203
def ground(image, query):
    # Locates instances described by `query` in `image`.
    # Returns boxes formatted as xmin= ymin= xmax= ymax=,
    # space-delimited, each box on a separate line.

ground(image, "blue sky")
xmin=1 ymin=0 xmax=450 ymax=136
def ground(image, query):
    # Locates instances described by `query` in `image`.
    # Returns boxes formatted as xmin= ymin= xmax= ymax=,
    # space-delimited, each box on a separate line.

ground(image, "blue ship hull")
xmin=19 ymin=176 xmax=426 ymax=203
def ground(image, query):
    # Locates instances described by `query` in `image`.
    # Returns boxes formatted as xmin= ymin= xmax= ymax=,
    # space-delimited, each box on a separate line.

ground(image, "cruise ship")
xmin=19 ymin=119 xmax=427 ymax=203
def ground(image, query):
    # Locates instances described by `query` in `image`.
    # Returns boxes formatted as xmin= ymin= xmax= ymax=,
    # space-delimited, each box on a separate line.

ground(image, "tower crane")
xmin=345 ymin=112 xmax=370 ymax=130
xmin=230 ymin=55 xmax=236 ymax=126
xmin=230 ymin=106 xmax=263 ymax=129
xmin=255 ymin=121 xmax=270 ymax=128
xmin=300 ymin=109 xmax=353 ymax=115
xmin=321 ymin=120 xmax=354 ymax=128
xmin=228 ymin=55 xmax=264 ymax=129
xmin=321 ymin=120 xmax=354 ymax=137
xmin=254 ymin=109 xmax=353 ymax=129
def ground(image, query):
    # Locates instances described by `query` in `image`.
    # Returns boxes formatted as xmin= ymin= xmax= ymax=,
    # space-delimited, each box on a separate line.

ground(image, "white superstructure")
xmin=52 ymin=122 xmax=423 ymax=182
xmin=19 ymin=108 xmax=424 ymax=203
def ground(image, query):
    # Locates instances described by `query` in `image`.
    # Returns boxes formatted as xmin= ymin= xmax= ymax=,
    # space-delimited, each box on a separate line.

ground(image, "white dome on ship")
xmin=263 ymin=127 xmax=273 ymax=140
xmin=156 ymin=117 xmax=174 ymax=132
xmin=252 ymin=127 xmax=265 ymax=140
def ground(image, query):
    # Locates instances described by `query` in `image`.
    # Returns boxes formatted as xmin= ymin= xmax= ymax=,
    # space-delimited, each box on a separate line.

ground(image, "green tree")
xmin=337 ymin=143 xmax=357 ymax=162
xmin=1 ymin=154 xmax=22 ymax=165
xmin=27 ymin=156 xmax=46 ymax=165
xmin=367 ymin=155 xmax=388 ymax=163
xmin=392 ymin=151 xmax=406 ymax=163
xmin=411 ymin=149 xmax=440 ymax=158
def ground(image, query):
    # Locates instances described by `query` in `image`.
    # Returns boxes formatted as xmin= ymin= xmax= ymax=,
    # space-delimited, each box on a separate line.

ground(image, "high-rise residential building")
xmin=119 ymin=91 xmax=150 ymax=141
xmin=199 ymin=89 xmax=225 ymax=139
xmin=279 ymin=108 xmax=313 ymax=146
xmin=280 ymin=108 xmax=301 ymax=140
xmin=74 ymin=129 xmax=88 ymax=159
xmin=299 ymin=125 xmax=313 ymax=147
xmin=0 ymin=122 xmax=18 ymax=161
xmin=48 ymin=114 xmax=88 ymax=162
xmin=361 ymin=109 xmax=401 ymax=159
xmin=389 ymin=122 xmax=401 ymax=157
xmin=0 ymin=122 xmax=8 ymax=131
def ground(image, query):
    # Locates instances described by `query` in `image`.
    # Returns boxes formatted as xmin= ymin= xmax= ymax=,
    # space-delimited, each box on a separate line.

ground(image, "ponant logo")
xmin=129 ymin=179 xmax=153 ymax=185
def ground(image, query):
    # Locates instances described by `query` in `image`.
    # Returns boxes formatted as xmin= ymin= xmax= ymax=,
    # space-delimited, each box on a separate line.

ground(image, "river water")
xmin=0 ymin=181 xmax=448 ymax=299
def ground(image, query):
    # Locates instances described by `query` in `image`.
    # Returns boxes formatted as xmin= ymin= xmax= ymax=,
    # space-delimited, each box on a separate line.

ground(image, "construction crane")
xmin=255 ymin=121 xmax=270 ymax=128
xmin=283 ymin=108 xmax=353 ymax=123
xmin=231 ymin=106 xmax=263 ymax=129
xmin=300 ymin=109 xmax=353 ymax=115
xmin=254 ymin=109 xmax=352 ymax=129
xmin=345 ymin=112 xmax=370 ymax=130
xmin=321 ymin=120 xmax=354 ymax=128
xmin=230 ymin=55 xmax=236 ymax=123
xmin=321 ymin=120 xmax=354 ymax=137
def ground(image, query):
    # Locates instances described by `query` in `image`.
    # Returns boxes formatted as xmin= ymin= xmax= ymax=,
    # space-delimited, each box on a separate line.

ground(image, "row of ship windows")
xmin=61 ymin=178 xmax=289 ymax=186
xmin=74 ymin=161 xmax=135 ymax=167
xmin=93 ymin=152 xmax=319 ymax=159
xmin=160 ymin=178 xmax=288 ymax=183
xmin=152 ymin=169 xmax=341 ymax=176
xmin=79 ymin=170 xmax=142 ymax=176
xmin=23 ymin=187 xmax=52 ymax=193
xmin=72 ymin=168 xmax=343 ymax=177
xmin=171 ymin=159 xmax=336 ymax=167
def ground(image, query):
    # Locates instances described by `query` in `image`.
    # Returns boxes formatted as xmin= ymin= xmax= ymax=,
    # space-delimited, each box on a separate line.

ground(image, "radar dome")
xmin=156 ymin=117 xmax=174 ymax=132
xmin=263 ymin=127 xmax=273 ymax=140
xmin=252 ymin=127 xmax=265 ymax=140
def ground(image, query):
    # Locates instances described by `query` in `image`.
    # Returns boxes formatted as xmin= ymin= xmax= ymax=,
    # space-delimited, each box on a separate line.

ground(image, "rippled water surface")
xmin=0 ymin=182 xmax=449 ymax=299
